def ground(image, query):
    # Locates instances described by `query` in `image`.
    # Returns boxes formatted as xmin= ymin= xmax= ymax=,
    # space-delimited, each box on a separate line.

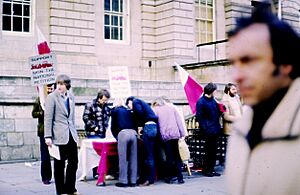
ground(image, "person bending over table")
xmin=111 ymin=98 xmax=138 ymax=187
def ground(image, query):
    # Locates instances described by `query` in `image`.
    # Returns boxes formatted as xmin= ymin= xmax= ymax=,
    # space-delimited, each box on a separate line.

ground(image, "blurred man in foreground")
xmin=226 ymin=3 xmax=300 ymax=195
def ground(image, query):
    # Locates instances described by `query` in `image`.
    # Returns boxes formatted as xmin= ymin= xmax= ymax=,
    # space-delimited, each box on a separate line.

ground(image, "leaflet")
xmin=48 ymin=144 xmax=60 ymax=160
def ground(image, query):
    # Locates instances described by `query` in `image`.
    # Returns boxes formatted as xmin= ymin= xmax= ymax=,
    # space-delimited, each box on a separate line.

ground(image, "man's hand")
xmin=95 ymin=127 xmax=99 ymax=131
xmin=138 ymin=127 xmax=143 ymax=136
xmin=45 ymin=138 xmax=52 ymax=147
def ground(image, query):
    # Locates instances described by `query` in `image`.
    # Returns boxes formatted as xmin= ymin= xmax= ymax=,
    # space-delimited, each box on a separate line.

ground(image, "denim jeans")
xmin=141 ymin=123 xmax=157 ymax=183
xmin=143 ymin=123 xmax=157 ymax=138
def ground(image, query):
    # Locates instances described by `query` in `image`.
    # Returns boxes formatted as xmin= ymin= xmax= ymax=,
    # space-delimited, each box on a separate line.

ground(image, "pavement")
xmin=0 ymin=161 xmax=228 ymax=195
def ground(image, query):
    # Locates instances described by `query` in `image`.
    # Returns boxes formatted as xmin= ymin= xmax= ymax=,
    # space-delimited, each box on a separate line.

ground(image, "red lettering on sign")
xmin=31 ymin=63 xmax=53 ymax=70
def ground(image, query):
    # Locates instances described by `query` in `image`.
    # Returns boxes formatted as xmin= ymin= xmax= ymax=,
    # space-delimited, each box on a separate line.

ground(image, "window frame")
xmin=103 ymin=0 xmax=130 ymax=44
xmin=195 ymin=0 xmax=215 ymax=44
xmin=2 ymin=0 xmax=34 ymax=35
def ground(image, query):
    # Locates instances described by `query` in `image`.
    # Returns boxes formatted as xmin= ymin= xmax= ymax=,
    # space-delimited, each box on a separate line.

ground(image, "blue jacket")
xmin=196 ymin=95 xmax=222 ymax=135
xmin=111 ymin=106 xmax=137 ymax=139
xmin=132 ymin=98 xmax=158 ymax=127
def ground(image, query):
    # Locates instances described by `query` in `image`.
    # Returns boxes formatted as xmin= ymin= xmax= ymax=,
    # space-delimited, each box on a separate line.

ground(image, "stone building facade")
xmin=0 ymin=0 xmax=299 ymax=161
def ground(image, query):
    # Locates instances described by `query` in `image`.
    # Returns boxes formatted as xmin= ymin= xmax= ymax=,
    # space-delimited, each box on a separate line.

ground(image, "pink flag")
xmin=176 ymin=63 xmax=203 ymax=114
xmin=36 ymin=26 xmax=51 ymax=55
xmin=36 ymin=26 xmax=51 ymax=110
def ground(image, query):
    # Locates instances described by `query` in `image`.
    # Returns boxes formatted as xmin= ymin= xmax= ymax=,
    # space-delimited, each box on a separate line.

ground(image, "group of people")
xmin=32 ymin=75 xmax=242 ymax=194
xmin=32 ymin=78 xmax=187 ymax=194
xmin=83 ymin=92 xmax=187 ymax=187
xmin=32 ymin=3 xmax=300 ymax=195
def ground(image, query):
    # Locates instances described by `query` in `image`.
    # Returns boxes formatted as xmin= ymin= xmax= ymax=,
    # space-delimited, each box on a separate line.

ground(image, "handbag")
xmin=178 ymin=138 xmax=190 ymax=161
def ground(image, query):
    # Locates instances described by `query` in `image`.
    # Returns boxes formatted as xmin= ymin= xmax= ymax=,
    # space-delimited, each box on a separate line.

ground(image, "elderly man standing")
xmin=226 ymin=3 xmax=300 ymax=195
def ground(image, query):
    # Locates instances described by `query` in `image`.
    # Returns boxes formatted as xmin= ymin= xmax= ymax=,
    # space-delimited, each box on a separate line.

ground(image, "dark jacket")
xmin=132 ymin=98 xmax=158 ymax=127
xmin=82 ymin=98 xmax=111 ymax=138
xmin=111 ymin=106 xmax=137 ymax=139
xmin=32 ymin=97 xmax=44 ymax=137
xmin=196 ymin=95 xmax=222 ymax=135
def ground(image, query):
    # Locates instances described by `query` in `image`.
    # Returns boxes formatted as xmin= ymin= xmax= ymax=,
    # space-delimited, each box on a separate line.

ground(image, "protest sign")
xmin=29 ymin=53 xmax=57 ymax=86
xmin=108 ymin=66 xmax=131 ymax=98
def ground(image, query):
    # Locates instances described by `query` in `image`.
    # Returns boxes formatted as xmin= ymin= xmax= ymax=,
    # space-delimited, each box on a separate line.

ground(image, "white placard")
xmin=108 ymin=66 xmax=131 ymax=98
xmin=29 ymin=53 xmax=57 ymax=86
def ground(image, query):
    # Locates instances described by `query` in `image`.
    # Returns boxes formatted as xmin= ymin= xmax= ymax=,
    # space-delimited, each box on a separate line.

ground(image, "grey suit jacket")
xmin=44 ymin=90 xmax=78 ymax=145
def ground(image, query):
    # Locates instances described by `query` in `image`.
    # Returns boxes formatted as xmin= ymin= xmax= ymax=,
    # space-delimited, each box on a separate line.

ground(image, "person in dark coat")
xmin=196 ymin=82 xmax=223 ymax=177
xmin=32 ymin=83 xmax=55 ymax=185
xmin=126 ymin=96 xmax=158 ymax=186
xmin=111 ymin=98 xmax=138 ymax=187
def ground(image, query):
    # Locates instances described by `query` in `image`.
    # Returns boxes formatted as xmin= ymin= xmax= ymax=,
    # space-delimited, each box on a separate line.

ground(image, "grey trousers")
xmin=117 ymin=129 xmax=138 ymax=184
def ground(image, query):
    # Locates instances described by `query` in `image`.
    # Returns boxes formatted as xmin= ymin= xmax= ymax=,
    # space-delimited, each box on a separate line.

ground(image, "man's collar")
xmin=234 ymin=78 xmax=300 ymax=139
xmin=60 ymin=91 xmax=68 ymax=99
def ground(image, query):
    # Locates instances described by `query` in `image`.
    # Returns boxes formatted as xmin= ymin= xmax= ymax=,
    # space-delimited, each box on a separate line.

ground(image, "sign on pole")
xmin=108 ymin=66 xmax=131 ymax=98
xmin=29 ymin=53 xmax=57 ymax=86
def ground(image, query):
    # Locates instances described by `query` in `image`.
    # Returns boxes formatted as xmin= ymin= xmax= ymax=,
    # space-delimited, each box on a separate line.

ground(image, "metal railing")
xmin=175 ymin=39 xmax=229 ymax=70
xmin=184 ymin=115 xmax=227 ymax=168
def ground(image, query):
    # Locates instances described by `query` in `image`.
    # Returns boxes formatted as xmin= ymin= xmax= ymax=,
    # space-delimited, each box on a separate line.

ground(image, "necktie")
xmin=65 ymin=97 xmax=70 ymax=115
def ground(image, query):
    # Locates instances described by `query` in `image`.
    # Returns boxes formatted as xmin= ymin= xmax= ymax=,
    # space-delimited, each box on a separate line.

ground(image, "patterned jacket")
xmin=82 ymin=98 xmax=111 ymax=138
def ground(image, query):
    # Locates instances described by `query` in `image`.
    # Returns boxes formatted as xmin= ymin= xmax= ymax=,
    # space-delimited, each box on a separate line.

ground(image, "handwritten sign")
xmin=108 ymin=66 xmax=131 ymax=98
xmin=29 ymin=53 xmax=57 ymax=86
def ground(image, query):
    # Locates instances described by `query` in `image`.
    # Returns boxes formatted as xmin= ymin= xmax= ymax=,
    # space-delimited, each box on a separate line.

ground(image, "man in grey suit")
xmin=44 ymin=74 xmax=79 ymax=195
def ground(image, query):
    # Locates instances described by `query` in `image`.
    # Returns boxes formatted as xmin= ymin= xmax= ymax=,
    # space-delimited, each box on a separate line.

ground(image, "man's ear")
xmin=279 ymin=64 xmax=292 ymax=77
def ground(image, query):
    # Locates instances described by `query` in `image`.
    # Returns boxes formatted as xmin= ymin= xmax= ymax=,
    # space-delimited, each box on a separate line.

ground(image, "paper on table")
xmin=48 ymin=144 xmax=60 ymax=160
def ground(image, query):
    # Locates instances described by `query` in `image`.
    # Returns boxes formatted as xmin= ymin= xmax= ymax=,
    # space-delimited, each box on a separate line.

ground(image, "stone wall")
xmin=0 ymin=105 xmax=39 ymax=161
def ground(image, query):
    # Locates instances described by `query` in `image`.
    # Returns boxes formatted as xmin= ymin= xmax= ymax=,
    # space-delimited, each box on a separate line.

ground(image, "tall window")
xmin=195 ymin=0 xmax=214 ymax=44
xmin=2 ymin=0 xmax=31 ymax=32
xmin=104 ymin=0 xmax=123 ymax=40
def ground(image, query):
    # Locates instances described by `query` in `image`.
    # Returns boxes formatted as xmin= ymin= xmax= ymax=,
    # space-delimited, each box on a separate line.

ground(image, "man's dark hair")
xmin=224 ymin=83 xmax=236 ymax=94
xmin=97 ymin=89 xmax=111 ymax=100
xmin=204 ymin=82 xmax=217 ymax=95
xmin=125 ymin=96 xmax=135 ymax=106
xmin=46 ymin=83 xmax=56 ymax=88
xmin=56 ymin=74 xmax=71 ymax=90
xmin=228 ymin=2 xmax=300 ymax=79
